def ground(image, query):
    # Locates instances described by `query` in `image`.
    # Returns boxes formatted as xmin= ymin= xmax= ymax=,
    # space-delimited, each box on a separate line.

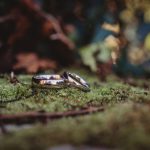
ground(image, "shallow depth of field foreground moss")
xmin=0 ymin=70 xmax=150 ymax=150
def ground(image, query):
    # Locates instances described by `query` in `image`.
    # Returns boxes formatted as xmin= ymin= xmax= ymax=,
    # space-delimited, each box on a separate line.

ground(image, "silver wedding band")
xmin=32 ymin=72 xmax=90 ymax=92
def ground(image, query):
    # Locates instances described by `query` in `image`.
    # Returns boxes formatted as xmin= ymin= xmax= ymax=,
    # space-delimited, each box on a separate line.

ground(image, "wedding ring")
xmin=32 ymin=72 xmax=90 ymax=91
xmin=62 ymin=72 xmax=90 ymax=91
xmin=32 ymin=74 xmax=66 ymax=88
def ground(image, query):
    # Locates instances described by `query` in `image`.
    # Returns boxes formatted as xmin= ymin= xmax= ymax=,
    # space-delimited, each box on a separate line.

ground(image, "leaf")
xmin=13 ymin=52 xmax=57 ymax=73
xmin=79 ymin=42 xmax=112 ymax=72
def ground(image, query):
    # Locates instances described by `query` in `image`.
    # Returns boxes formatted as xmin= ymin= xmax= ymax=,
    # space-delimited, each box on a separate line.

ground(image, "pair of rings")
xmin=32 ymin=72 xmax=90 ymax=92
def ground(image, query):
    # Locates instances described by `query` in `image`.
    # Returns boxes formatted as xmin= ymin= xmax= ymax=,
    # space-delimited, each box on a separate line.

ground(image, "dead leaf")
xmin=13 ymin=52 xmax=57 ymax=73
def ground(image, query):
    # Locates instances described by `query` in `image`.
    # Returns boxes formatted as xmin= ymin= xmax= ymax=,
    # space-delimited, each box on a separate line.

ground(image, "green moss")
xmin=0 ymin=103 xmax=150 ymax=150
xmin=0 ymin=70 xmax=150 ymax=149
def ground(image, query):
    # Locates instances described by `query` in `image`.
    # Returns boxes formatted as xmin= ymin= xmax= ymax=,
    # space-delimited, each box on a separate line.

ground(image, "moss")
xmin=0 ymin=70 xmax=150 ymax=149
xmin=0 ymin=103 xmax=150 ymax=150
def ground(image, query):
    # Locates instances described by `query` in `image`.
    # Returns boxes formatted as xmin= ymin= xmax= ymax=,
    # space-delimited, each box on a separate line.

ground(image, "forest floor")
xmin=0 ymin=69 xmax=150 ymax=150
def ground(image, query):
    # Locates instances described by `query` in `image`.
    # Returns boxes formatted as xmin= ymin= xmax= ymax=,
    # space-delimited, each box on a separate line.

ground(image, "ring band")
xmin=63 ymin=72 xmax=90 ymax=91
xmin=32 ymin=72 xmax=90 ymax=92
xmin=32 ymin=74 xmax=66 ymax=88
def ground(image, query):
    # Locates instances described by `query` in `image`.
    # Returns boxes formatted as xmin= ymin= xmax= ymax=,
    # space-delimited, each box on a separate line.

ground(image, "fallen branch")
xmin=0 ymin=106 xmax=104 ymax=125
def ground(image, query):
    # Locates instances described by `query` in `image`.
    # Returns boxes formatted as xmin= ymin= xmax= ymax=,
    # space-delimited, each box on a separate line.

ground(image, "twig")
xmin=0 ymin=106 xmax=104 ymax=125
xmin=21 ymin=0 xmax=75 ymax=49
xmin=9 ymin=71 xmax=20 ymax=84
xmin=0 ymin=14 xmax=14 ymax=23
